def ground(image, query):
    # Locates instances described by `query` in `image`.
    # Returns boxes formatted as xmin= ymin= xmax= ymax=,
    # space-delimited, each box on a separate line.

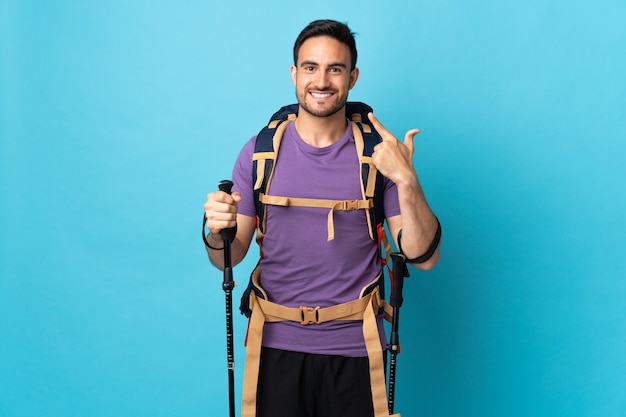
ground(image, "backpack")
xmin=237 ymin=102 xmax=401 ymax=417
xmin=240 ymin=101 xmax=392 ymax=318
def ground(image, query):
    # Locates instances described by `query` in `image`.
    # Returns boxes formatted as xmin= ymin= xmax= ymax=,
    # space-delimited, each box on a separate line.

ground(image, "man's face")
xmin=291 ymin=36 xmax=359 ymax=118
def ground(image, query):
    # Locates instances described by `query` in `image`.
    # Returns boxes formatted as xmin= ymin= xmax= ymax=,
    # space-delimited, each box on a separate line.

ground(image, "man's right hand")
xmin=203 ymin=190 xmax=242 ymax=236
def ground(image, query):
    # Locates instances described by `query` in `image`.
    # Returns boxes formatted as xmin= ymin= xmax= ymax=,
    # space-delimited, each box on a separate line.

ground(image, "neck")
xmin=294 ymin=108 xmax=348 ymax=148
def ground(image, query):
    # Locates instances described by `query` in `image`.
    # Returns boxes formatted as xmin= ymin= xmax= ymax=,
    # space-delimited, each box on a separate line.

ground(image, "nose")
xmin=315 ymin=70 xmax=331 ymax=89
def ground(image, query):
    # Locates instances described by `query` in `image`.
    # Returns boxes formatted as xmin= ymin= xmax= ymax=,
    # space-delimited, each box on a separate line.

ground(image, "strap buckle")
xmin=341 ymin=200 xmax=360 ymax=210
xmin=299 ymin=306 xmax=321 ymax=325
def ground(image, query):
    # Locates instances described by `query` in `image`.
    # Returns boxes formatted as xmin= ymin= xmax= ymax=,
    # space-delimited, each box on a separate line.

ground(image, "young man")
xmin=203 ymin=19 xmax=440 ymax=417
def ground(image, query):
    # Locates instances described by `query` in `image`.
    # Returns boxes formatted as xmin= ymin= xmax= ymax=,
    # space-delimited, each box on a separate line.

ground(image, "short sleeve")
xmin=231 ymin=136 xmax=257 ymax=218
xmin=383 ymin=177 xmax=401 ymax=219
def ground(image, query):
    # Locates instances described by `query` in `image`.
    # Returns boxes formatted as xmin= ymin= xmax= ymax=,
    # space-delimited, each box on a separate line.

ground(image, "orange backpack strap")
xmin=252 ymin=107 xmax=297 ymax=236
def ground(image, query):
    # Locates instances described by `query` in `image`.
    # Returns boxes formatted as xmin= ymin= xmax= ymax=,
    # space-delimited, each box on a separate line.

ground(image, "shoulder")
xmin=232 ymin=136 xmax=258 ymax=216
xmin=233 ymin=136 xmax=256 ymax=164
xmin=232 ymin=136 xmax=257 ymax=180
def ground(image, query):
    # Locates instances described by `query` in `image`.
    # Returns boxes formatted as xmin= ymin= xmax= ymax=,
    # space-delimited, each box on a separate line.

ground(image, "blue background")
xmin=1 ymin=1 xmax=625 ymax=416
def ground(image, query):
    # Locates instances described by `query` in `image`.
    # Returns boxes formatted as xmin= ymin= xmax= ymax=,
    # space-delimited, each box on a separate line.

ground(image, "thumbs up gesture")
xmin=368 ymin=112 xmax=421 ymax=186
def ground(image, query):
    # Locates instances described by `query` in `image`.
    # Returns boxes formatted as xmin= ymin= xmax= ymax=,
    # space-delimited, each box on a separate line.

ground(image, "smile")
xmin=310 ymin=92 xmax=333 ymax=99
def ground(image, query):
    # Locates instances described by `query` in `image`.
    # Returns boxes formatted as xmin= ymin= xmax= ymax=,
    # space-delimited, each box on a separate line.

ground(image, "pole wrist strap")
xmin=397 ymin=217 xmax=441 ymax=264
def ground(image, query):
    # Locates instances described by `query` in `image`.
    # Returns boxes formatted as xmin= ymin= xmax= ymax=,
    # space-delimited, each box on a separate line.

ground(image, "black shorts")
xmin=256 ymin=347 xmax=375 ymax=417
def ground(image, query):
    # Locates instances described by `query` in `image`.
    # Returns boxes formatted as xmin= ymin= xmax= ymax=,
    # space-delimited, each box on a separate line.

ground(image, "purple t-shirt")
xmin=232 ymin=121 xmax=400 ymax=357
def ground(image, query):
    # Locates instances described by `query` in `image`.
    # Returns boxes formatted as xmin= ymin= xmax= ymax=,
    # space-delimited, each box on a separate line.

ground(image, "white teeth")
xmin=311 ymin=92 xmax=332 ymax=98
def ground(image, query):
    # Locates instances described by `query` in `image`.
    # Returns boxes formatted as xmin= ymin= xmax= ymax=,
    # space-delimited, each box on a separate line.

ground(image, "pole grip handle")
xmin=390 ymin=253 xmax=409 ymax=308
xmin=218 ymin=179 xmax=234 ymax=194
xmin=218 ymin=180 xmax=237 ymax=243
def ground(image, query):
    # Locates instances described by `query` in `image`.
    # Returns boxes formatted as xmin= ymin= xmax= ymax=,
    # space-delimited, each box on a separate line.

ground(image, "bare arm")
xmin=368 ymin=113 xmax=441 ymax=270
xmin=203 ymin=190 xmax=256 ymax=270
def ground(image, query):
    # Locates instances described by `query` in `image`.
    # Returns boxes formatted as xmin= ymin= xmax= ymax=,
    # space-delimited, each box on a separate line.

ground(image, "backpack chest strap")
xmin=259 ymin=193 xmax=374 ymax=241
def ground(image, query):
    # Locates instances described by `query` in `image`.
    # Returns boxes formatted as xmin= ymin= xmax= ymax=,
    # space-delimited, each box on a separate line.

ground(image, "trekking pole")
xmin=387 ymin=252 xmax=409 ymax=415
xmin=203 ymin=180 xmax=237 ymax=417
xmin=219 ymin=180 xmax=238 ymax=417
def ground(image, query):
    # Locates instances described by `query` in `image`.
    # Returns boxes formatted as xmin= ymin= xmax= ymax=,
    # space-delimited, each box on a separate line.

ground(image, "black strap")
xmin=202 ymin=215 xmax=224 ymax=250
xmin=397 ymin=217 xmax=441 ymax=264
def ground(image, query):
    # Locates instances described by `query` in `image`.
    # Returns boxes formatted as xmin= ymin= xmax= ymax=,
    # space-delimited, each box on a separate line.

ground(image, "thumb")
xmin=232 ymin=191 xmax=242 ymax=202
xmin=404 ymin=128 xmax=420 ymax=153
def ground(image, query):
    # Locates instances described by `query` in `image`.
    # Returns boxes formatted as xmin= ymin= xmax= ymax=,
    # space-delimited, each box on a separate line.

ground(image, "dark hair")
xmin=293 ymin=19 xmax=358 ymax=70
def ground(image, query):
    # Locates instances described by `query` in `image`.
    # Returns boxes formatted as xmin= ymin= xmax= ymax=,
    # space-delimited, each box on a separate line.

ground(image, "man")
xmin=203 ymin=19 xmax=440 ymax=417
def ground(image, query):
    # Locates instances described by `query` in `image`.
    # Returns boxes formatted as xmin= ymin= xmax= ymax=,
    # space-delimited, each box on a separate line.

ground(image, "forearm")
xmin=394 ymin=175 xmax=440 ymax=270
xmin=205 ymin=233 xmax=250 ymax=270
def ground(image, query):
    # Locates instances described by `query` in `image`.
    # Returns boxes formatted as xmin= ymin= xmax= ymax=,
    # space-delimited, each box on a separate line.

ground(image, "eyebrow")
xmin=300 ymin=60 xmax=348 ymax=69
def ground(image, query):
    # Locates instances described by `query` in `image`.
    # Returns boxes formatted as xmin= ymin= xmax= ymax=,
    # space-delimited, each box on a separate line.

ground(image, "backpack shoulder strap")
xmin=346 ymin=102 xmax=385 ymax=234
xmin=252 ymin=105 xmax=298 ymax=235
xmin=346 ymin=102 xmax=392 ymax=276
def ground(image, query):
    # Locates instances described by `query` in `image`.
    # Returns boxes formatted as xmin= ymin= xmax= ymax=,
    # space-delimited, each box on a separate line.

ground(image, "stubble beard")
xmin=297 ymin=90 xmax=347 ymax=118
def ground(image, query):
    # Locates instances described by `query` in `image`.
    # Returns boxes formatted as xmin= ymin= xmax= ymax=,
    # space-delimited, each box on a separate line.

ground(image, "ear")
xmin=349 ymin=67 xmax=359 ymax=90
xmin=290 ymin=64 xmax=297 ymax=86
